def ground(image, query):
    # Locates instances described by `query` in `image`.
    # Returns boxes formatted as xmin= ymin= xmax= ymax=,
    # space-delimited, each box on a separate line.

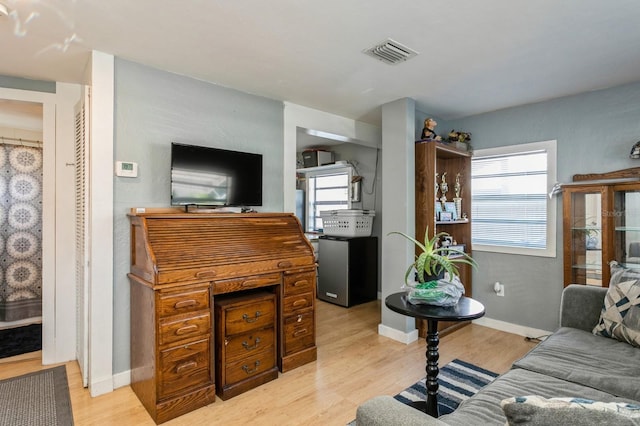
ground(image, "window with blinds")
xmin=307 ymin=171 xmax=350 ymax=232
xmin=471 ymin=140 xmax=557 ymax=257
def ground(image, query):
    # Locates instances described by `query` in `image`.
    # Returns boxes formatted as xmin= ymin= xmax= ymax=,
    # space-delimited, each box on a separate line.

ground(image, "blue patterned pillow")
xmin=501 ymin=395 xmax=640 ymax=425
xmin=592 ymin=261 xmax=640 ymax=347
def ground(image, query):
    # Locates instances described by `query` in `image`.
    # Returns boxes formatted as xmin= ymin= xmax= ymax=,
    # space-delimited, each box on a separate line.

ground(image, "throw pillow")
xmin=501 ymin=395 xmax=640 ymax=426
xmin=592 ymin=261 xmax=640 ymax=347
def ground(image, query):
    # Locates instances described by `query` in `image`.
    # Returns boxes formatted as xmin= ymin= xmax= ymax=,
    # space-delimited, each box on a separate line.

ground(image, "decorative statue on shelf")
xmin=454 ymin=173 xmax=463 ymax=220
xmin=440 ymin=172 xmax=448 ymax=203
xmin=421 ymin=118 xmax=442 ymax=141
xmin=435 ymin=173 xmax=439 ymax=199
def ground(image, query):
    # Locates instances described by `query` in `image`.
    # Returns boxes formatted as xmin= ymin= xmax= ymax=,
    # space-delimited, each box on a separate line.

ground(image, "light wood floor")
xmin=0 ymin=300 xmax=537 ymax=425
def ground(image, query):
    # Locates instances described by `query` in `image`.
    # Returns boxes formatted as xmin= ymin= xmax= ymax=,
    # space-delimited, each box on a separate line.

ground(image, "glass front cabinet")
xmin=563 ymin=181 xmax=640 ymax=287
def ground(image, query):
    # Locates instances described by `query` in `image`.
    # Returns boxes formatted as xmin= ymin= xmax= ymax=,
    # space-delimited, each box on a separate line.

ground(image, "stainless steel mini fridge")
xmin=317 ymin=236 xmax=378 ymax=307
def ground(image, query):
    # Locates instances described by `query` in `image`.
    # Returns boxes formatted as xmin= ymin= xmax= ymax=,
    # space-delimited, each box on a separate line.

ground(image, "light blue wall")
xmin=442 ymin=81 xmax=640 ymax=332
xmin=112 ymin=59 xmax=284 ymax=373
xmin=0 ymin=75 xmax=56 ymax=93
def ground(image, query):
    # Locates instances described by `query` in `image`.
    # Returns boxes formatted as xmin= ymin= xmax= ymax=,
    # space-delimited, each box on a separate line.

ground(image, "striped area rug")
xmin=394 ymin=358 xmax=499 ymax=415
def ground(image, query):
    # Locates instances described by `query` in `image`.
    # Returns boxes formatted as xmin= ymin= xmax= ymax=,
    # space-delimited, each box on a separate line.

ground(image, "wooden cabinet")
xmin=215 ymin=292 xmax=278 ymax=400
xmin=415 ymin=140 xmax=473 ymax=336
xmin=129 ymin=278 xmax=215 ymax=424
xmin=129 ymin=212 xmax=317 ymax=423
xmin=563 ymin=179 xmax=640 ymax=287
xmin=280 ymin=269 xmax=317 ymax=371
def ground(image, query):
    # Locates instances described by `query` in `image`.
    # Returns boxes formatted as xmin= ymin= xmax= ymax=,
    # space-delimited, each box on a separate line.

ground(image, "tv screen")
xmin=171 ymin=143 xmax=263 ymax=206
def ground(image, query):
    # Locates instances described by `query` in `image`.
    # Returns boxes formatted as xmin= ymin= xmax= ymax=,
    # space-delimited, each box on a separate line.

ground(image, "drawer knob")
xmin=293 ymin=328 xmax=308 ymax=338
xmin=242 ymin=337 xmax=262 ymax=351
xmin=297 ymin=315 xmax=303 ymax=322
xmin=195 ymin=270 xmax=216 ymax=279
xmin=175 ymin=361 xmax=197 ymax=374
xmin=278 ymin=261 xmax=293 ymax=268
xmin=175 ymin=324 xmax=198 ymax=335
xmin=242 ymin=360 xmax=261 ymax=374
xmin=241 ymin=280 xmax=259 ymax=288
xmin=174 ymin=299 xmax=197 ymax=309
xmin=292 ymin=280 xmax=308 ymax=287
xmin=242 ymin=311 xmax=261 ymax=323
xmin=292 ymin=299 xmax=308 ymax=308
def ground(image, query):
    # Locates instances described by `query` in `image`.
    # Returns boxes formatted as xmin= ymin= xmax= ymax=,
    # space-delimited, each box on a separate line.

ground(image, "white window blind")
xmin=471 ymin=140 xmax=557 ymax=257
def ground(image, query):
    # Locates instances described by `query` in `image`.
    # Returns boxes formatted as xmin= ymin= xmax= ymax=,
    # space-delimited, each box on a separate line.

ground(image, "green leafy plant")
xmin=389 ymin=228 xmax=478 ymax=285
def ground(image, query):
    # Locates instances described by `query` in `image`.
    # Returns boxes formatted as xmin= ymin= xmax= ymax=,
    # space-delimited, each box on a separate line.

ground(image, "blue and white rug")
xmin=394 ymin=358 xmax=499 ymax=416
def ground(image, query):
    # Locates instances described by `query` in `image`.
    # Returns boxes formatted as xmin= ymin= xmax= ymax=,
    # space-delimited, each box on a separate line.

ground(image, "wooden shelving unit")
xmin=415 ymin=140 xmax=473 ymax=336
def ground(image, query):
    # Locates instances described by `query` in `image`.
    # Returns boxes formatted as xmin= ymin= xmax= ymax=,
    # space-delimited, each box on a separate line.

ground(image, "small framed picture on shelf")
xmin=443 ymin=202 xmax=457 ymax=220
xmin=439 ymin=211 xmax=453 ymax=221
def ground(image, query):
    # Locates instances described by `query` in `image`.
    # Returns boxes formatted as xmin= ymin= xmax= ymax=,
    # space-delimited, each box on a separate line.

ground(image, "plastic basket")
xmin=320 ymin=209 xmax=375 ymax=237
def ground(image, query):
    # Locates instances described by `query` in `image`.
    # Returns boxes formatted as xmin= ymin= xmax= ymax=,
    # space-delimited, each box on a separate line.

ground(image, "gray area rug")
xmin=0 ymin=365 xmax=74 ymax=425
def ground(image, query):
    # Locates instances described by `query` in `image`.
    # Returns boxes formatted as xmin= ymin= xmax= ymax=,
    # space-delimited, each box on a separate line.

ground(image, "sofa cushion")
xmin=513 ymin=327 xmax=640 ymax=401
xmin=593 ymin=261 xmax=640 ymax=347
xmin=500 ymin=395 xmax=640 ymax=426
xmin=439 ymin=368 xmax=639 ymax=426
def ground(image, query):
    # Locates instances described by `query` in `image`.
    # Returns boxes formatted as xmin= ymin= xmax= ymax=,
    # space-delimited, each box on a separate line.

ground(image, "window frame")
xmin=471 ymin=140 xmax=557 ymax=258
xmin=301 ymin=165 xmax=354 ymax=232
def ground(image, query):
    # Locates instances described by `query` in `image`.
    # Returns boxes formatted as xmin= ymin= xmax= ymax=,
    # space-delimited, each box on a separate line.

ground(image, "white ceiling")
xmin=1 ymin=0 xmax=640 ymax=126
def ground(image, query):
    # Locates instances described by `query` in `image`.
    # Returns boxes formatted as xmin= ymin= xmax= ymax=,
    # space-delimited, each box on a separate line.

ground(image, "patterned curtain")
xmin=0 ymin=145 xmax=43 ymax=321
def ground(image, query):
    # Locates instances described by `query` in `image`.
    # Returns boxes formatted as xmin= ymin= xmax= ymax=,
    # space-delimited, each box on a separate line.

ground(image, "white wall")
xmin=86 ymin=51 xmax=115 ymax=396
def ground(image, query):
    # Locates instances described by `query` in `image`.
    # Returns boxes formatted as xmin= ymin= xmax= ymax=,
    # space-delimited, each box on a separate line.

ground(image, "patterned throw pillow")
xmin=592 ymin=261 xmax=640 ymax=347
xmin=501 ymin=395 xmax=640 ymax=426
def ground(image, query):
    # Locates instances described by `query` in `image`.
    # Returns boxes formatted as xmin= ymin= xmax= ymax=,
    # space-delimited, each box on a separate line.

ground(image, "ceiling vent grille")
xmin=363 ymin=39 xmax=418 ymax=65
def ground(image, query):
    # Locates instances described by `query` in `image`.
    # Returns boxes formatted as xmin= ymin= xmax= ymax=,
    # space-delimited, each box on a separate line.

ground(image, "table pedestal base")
xmin=425 ymin=319 xmax=440 ymax=417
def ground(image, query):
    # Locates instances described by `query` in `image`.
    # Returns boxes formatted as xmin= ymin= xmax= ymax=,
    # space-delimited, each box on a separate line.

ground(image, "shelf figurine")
xmin=421 ymin=118 xmax=442 ymax=141
xmin=453 ymin=173 xmax=462 ymax=220
xmin=440 ymin=172 xmax=448 ymax=203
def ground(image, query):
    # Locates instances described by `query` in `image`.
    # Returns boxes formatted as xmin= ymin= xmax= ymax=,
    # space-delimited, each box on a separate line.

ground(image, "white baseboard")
xmin=113 ymin=369 xmax=131 ymax=389
xmin=378 ymin=323 xmax=419 ymax=344
xmin=89 ymin=376 xmax=115 ymax=397
xmin=473 ymin=317 xmax=552 ymax=340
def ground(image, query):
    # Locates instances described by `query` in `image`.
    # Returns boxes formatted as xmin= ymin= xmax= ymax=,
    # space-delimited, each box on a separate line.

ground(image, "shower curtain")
xmin=0 ymin=145 xmax=43 ymax=321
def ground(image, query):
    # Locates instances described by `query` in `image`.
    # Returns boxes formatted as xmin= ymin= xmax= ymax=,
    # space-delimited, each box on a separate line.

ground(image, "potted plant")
xmin=389 ymin=228 xmax=478 ymax=305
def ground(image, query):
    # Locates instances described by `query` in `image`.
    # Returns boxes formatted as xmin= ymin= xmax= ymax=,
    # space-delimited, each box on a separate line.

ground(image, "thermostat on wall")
xmin=115 ymin=161 xmax=138 ymax=177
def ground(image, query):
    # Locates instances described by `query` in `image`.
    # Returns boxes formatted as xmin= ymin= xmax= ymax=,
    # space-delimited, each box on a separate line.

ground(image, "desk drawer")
xmin=283 ymin=271 xmax=315 ymax=296
xmin=224 ymin=327 xmax=275 ymax=362
xmin=219 ymin=294 xmax=276 ymax=336
xmin=157 ymin=287 xmax=210 ymax=318
xmin=213 ymin=273 xmax=281 ymax=295
xmin=159 ymin=338 xmax=211 ymax=399
xmin=283 ymin=312 xmax=315 ymax=355
xmin=159 ymin=311 xmax=211 ymax=346
xmin=225 ymin=350 xmax=276 ymax=384
xmin=283 ymin=292 xmax=314 ymax=316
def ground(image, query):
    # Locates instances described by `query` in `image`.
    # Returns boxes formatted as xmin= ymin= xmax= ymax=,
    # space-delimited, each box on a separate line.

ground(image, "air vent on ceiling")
xmin=363 ymin=38 xmax=418 ymax=65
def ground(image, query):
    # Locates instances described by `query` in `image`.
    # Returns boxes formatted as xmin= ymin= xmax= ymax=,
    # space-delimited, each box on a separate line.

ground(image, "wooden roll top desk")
xmin=128 ymin=211 xmax=318 ymax=424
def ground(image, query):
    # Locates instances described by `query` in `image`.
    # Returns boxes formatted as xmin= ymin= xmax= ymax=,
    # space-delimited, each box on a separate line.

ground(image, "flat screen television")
xmin=171 ymin=142 xmax=263 ymax=207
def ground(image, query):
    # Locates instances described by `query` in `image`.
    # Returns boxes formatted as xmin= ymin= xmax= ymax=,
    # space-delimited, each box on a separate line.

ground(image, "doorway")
xmin=0 ymin=99 xmax=43 ymax=361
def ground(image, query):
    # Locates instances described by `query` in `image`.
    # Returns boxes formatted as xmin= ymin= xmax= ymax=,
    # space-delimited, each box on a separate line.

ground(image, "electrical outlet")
xmin=494 ymin=281 xmax=505 ymax=297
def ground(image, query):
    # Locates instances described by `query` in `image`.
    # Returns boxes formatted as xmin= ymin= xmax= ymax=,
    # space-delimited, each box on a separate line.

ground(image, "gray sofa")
xmin=356 ymin=285 xmax=640 ymax=425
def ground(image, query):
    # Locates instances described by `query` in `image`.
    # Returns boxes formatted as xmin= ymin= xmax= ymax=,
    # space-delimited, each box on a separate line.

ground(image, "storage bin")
xmin=320 ymin=209 xmax=375 ymax=237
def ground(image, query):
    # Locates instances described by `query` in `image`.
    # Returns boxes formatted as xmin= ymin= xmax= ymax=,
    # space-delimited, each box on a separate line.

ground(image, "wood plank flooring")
xmin=0 ymin=299 xmax=537 ymax=425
